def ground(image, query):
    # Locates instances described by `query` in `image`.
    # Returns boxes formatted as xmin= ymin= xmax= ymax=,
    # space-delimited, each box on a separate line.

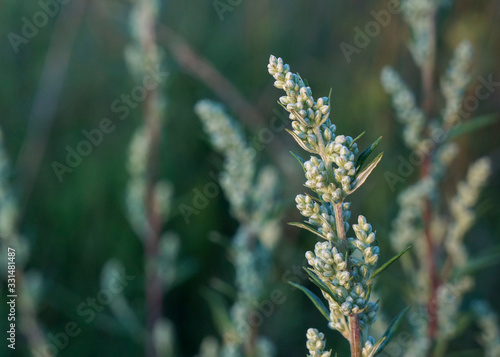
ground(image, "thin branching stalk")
xmin=418 ymin=6 xmax=439 ymax=342
xmin=126 ymin=1 xmax=167 ymax=355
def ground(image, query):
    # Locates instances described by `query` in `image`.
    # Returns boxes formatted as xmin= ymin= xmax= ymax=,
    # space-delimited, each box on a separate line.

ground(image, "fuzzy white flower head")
xmin=381 ymin=66 xmax=426 ymax=149
xmin=441 ymin=40 xmax=474 ymax=127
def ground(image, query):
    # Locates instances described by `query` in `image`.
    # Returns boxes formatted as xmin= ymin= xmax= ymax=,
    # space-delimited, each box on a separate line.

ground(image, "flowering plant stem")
xmin=268 ymin=55 xmax=410 ymax=357
xmin=348 ymin=315 xmax=362 ymax=357
xmin=381 ymin=3 xmax=497 ymax=355
xmin=126 ymin=1 xmax=165 ymax=355
xmin=419 ymin=7 xmax=438 ymax=343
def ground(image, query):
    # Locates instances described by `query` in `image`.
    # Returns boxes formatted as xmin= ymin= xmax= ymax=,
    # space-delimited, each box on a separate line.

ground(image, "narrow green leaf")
xmin=452 ymin=245 xmax=500 ymax=278
xmin=318 ymin=113 xmax=330 ymax=127
xmin=303 ymin=268 xmax=328 ymax=291
xmin=375 ymin=306 xmax=411 ymax=355
xmin=355 ymin=136 xmax=382 ymax=174
xmin=289 ymin=108 xmax=311 ymax=127
xmin=290 ymin=151 xmax=306 ymax=173
xmin=305 ymin=193 xmax=324 ymax=204
xmin=368 ymin=246 xmax=411 ymax=285
xmin=285 ymin=128 xmax=315 ymax=153
xmin=288 ymin=281 xmax=330 ymax=321
xmin=303 ymin=268 xmax=344 ymax=306
xmin=277 ymin=101 xmax=287 ymax=111
xmin=208 ymin=278 xmax=236 ymax=299
xmin=201 ymin=288 xmax=233 ymax=334
xmin=367 ymin=337 xmax=386 ymax=357
xmin=349 ymin=152 xmax=383 ymax=194
xmin=447 ymin=114 xmax=498 ymax=140
xmin=365 ymin=284 xmax=372 ymax=304
xmin=289 ymin=222 xmax=328 ymax=240
xmin=352 ymin=131 xmax=366 ymax=144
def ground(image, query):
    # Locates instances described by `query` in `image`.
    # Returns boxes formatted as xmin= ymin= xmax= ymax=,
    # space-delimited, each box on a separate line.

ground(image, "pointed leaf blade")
xmin=349 ymin=152 xmax=383 ymax=194
xmin=285 ymin=128 xmax=315 ymax=153
xmin=289 ymin=281 xmax=330 ymax=321
xmin=375 ymin=306 xmax=411 ymax=355
xmin=355 ymin=136 xmax=382 ymax=173
xmin=447 ymin=114 xmax=498 ymax=140
xmin=289 ymin=108 xmax=310 ymax=127
xmin=368 ymin=246 xmax=411 ymax=285
xmin=452 ymin=245 xmax=500 ymax=278
xmin=303 ymin=268 xmax=343 ymax=306
xmin=290 ymin=151 xmax=307 ymax=173
xmin=352 ymin=131 xmax=366 ymax=144
xmin=201 ymin=288 xmax=233 ymax=334
xmin=367 ymin=337 xmax=386 ymax=357
xmin=289 ymin=222 xmax=328 ymax=240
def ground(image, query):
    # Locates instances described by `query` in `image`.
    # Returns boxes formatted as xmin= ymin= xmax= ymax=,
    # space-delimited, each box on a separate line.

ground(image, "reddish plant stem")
xmin=421 ymin=9 xmax=437 ymax=116
xmin=419 ymin=8 xmax=439 ymax=345
xmin=334 ymin=203 xmax=361 ymax=356
xmin=140 ymin=7 xmax=163 ymax=357
xmin=421 ymin=156 xmax=439 ymax=341
xmin=144 ymin=107 xmax=163 ymax=357
xmin=349 ymin=315 xmax=362 ymax=357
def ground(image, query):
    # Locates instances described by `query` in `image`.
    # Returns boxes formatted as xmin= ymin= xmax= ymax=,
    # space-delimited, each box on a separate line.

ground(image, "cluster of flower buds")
xmin=306 ymin=241 xmax=350 ymax=290
xmin=195 ymin=100 xmax=256 ymax=221
xmin=381 ymin=66 xmax=425 ymax=149
xmin=349 ymin=215 xmax=380 ymax=267
xmin=361 ymin=337 xmax=377 ymax=357
xmin=306 ymin=329 xmax=332 ymax=357
xmin=268 ymin=57 xmax=329 ymax=126
xmin=401 ymin=0 xmax=440 ymax=67
xmin=269 ymin=55 xmax=361 ymax=203
xmin=269 ymin=56 xmax=386 ymax=354
xmin=441 ymin=41 xmax=473 ymax=128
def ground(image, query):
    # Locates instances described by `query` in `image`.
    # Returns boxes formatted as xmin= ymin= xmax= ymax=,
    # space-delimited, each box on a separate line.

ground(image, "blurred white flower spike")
xmin=195 ymin=100 xmax=282 ymax=356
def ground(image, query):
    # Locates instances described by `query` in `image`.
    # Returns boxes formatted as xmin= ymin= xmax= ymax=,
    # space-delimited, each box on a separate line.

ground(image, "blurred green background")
xmin=1 ymin=0 xmax=500 ymax=356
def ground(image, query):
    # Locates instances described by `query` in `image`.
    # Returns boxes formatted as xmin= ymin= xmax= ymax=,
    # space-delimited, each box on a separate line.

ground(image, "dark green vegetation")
xmin=1 ymin=1 xmax=499 ymax=356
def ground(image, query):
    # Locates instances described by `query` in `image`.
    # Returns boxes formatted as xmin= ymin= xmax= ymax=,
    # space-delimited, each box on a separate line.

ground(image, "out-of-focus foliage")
xmin=0 ymin=1 xmax=499 ymax=356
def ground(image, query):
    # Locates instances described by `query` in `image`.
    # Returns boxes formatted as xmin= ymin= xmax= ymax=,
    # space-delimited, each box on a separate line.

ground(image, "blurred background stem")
xmin=418 ymin=7 xmax=439 ymax=346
